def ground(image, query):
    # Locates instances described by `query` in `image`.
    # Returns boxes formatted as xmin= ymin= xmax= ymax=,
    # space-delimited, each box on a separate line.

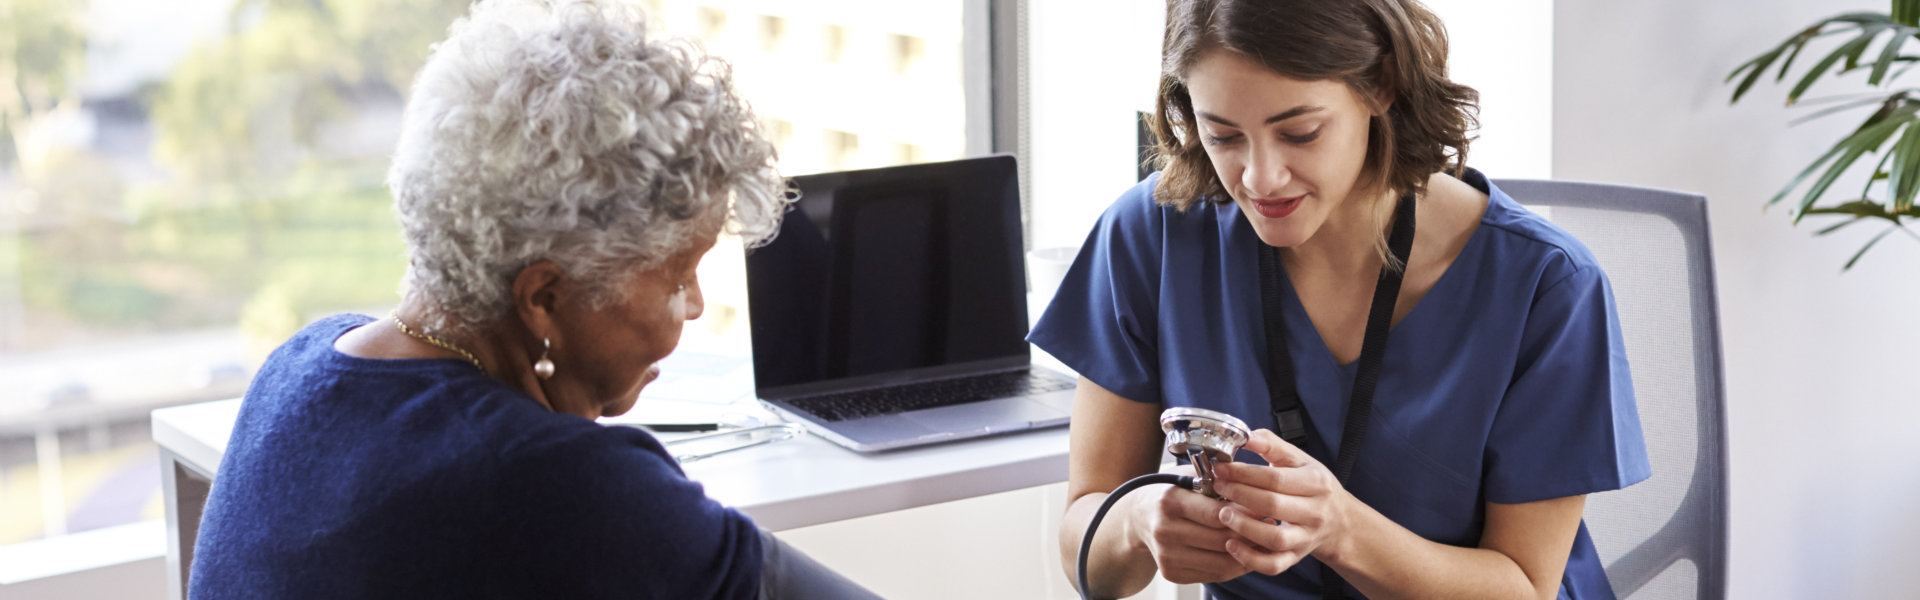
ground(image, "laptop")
xmin=743 ymin=154 xmax=1078 ymax=453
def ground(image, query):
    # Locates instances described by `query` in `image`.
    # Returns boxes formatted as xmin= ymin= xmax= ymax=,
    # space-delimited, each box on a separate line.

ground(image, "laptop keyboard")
xmin=786 ymin=369 xmax=1077 ymax=422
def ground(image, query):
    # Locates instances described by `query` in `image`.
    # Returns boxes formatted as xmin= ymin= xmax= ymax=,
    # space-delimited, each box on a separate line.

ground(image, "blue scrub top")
xmin=1029 ymin=169 xmax=1651 ymax=600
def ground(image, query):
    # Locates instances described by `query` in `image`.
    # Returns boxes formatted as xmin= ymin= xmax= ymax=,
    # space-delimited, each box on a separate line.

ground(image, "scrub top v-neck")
xmin=1029 ymin=169 xmax=1651 ymax=600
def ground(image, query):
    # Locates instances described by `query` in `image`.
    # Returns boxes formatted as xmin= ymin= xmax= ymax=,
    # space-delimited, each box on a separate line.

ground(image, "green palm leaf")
xmin=1897 ymin=0 xmax=1920 ymax=26
xmin=1868 ymin=27 xmax=1908 ymax=84
xmin=1844 ymin=226 xmax=1901 ymax=270
xmin=1791 ymin=29 xmax=1881 ymax=103
xmin=1890 ymin=118 xmax=1920 ymax=209
xmin=1790 ymin=91 xmax=1907 ymax=125
xmin=1797 ymin=88 xmax=1920 ymax=106
xmin=1791 ymin=107 xmax=1913 ymax=221
xmin=1866 ymin=131 xmax=1904 ymax=202
xmin=1762 ymin=101 xmax=1910 ymax=217
xmin=1731 ymin=6 xmax=1920 ymax=268
xmin=1730 ymin=45 xmax=1791 ymax=103
xmin=1816 ymin=217 xmax=1869 ymax=235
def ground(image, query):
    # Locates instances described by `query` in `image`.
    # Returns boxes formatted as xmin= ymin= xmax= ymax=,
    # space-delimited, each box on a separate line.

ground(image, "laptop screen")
xmin=744 ymin=154 xmax=1030 ymax=395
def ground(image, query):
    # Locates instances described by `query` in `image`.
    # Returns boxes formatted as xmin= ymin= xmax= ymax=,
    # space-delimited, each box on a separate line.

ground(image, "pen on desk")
xmin=665 ymin=423 xmax=806 ymax=463
xmin=638 ymin=423 xmax=725 ymax=433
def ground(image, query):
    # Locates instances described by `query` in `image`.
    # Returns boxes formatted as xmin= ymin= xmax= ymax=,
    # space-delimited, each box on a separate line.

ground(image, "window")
xmin=767 ymin=118 xmax=795 ymax=148
xmin=825 ymin=129 xmax=862 ymax=170
xmin=822 ymin=24 xmax=849 ymax=63
xmin=891 ymin=34 xmax=926 ymax=75
xmin=697 ymin=7 xmax=728 ymax=40
xmin=0 ymin=0 xmax=979 ymax=569
xmin=0 ymin=0 xmax=470 ymax=551
xmin=893 ymin=142 xmax=925 ymax=165
xmin=758 ymin=15 xmax=787 ymax=52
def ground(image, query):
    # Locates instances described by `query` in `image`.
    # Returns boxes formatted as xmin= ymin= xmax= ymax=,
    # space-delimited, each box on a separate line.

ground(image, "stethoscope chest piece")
xmin=1159 ymin=407 xmax=1250 ymax=499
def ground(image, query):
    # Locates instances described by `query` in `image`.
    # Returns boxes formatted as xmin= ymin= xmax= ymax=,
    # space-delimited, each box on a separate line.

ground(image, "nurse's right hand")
xmin=1123 ymin=467 xmax=1255 ymax=585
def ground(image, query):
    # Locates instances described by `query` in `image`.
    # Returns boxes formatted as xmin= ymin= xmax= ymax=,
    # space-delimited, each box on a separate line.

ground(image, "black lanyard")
xmin=1256 ymin=192 xmax=1416 ymax=600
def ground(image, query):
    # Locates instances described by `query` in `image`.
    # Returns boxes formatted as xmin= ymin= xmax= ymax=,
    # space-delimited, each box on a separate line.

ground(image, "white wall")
xmin=778 ymin=483 xmax=1082 ymax=599
xmin=1426 ymin=0 xmax=1554 ymax=179
xmin=1025 ymin=0 xmax=1165 ymax=252
xmin=1553 ymin=0 xmax=1920 ymax=598
xmin=0 ymin=521 xmax=166 ymax=600
xmin=0 ymin=557 xmax=162 ymax=600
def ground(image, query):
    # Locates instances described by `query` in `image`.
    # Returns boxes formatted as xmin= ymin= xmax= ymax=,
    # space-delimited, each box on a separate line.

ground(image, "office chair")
xmin=1494 ymin=179 xmax=1730 ymax=600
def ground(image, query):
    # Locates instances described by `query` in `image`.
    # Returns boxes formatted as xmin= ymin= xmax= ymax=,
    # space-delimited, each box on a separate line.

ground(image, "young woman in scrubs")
xmin=1028 ymin=1 xmax=1650 ymax=598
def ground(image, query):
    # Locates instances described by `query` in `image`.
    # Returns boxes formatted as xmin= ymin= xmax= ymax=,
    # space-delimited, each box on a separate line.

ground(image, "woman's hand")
xmin=1210 ymin=428 xmax=1355 ymax=576
xmin=1122 ymin=465 xmax=1255 ymax=585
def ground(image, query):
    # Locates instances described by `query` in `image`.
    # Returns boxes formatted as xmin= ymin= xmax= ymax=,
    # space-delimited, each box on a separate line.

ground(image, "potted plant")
xmin=1728 ymin=0 xmax=1920 ymax=269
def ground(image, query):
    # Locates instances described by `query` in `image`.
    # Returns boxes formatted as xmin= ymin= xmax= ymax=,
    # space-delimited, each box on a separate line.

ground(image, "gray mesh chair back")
xmin=1493 ymin=179 xmax=1729 ymax=600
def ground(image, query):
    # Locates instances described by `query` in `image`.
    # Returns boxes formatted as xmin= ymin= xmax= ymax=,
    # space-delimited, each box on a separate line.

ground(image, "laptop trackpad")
xmin=901 ymin=398 xmax=1066 ymax=434
xmin=828 ymin=415 xmax=939 ymax=445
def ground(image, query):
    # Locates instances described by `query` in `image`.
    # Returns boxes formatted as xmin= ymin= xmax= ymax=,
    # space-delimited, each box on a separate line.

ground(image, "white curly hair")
xmin=388 ymin=0 xmax=786 ymax=334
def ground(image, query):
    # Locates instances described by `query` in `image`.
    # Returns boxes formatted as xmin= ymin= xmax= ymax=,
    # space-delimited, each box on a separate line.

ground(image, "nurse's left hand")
xmin=1209 ymin=429 xmax=1354 ymax=576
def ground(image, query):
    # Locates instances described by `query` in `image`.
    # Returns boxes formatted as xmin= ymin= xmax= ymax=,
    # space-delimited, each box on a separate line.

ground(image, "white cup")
xmin=1027 ymin=246 xmax=1078 ymax=299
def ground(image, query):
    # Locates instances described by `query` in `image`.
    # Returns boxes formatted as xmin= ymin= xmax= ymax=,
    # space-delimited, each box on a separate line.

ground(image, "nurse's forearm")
xmin=1059 ymin=490 xmax=1158 ymax=599
xmin=1316 ymin=500 xmax=1543 ymax=600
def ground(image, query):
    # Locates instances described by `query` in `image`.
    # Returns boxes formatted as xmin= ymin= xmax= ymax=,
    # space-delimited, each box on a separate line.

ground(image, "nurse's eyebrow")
xmin=1196 ymin=105 xmax=1326 ymax=128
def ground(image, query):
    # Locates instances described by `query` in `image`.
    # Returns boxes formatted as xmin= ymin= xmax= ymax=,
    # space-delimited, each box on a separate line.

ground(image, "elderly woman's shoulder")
xmin=487 ymin=408 xmax=671 ymax=465
xmin=484 ymin=414 xmax=732 ymax=518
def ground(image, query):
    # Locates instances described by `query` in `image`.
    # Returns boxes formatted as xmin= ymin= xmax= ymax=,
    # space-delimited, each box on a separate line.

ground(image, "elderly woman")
xmin=188 ymin=1 xmax=877 ymax=598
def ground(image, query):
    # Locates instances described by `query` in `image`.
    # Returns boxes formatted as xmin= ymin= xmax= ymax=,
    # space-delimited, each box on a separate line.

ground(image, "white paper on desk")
xmin=634 ymin=350 xmax=755 ymax=405
xmin=600 ymin=350 xmax=764 ymax=429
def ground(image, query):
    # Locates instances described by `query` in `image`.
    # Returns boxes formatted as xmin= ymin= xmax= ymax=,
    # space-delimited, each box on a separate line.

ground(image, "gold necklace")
xmin=390 ymin=310 xmax=487 ymax=376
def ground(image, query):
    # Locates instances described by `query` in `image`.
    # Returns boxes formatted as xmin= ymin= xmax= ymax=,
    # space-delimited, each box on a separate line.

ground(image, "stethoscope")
xmin=653 ymin=407 xmax=1253 ymax=598
xmin=1077 ymin=407 xmax=1252 ymax=600
xmin=661 ymin=423 xmax=807 ymax=463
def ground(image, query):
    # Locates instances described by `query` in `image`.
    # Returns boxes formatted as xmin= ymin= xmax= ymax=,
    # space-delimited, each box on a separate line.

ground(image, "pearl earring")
xmin=534 ymin=338 xmax=556 ymax=380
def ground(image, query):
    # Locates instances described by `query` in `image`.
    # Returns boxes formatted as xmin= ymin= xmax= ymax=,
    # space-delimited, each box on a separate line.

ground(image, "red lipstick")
xmin=1251 ymin=195 xmax=1304 ymax=219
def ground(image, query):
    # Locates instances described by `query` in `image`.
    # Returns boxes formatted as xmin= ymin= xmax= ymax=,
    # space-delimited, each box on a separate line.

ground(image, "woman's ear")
xmin=512 ymin=261 xmax=568 ymax=338
xmin=1373 ymin=53 xmax=1398 ymax=114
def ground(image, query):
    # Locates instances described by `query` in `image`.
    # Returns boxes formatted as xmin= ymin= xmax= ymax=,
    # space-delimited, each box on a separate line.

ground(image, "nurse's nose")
xmin=1241 ymin=140 xmax=1291 ymax=198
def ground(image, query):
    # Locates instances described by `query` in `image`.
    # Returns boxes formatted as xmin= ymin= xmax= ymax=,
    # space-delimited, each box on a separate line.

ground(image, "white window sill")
xmin=0 ymin=519 xmax=165 ymax=597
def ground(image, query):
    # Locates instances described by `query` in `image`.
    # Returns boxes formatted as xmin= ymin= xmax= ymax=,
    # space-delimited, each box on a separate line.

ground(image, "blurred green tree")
xmin=5 ymin=0 xmax=466 ymax=349
xmin=151 ymin=0 xmax=469 ymax=196
xmin=0 ymin=0 xmax=89 ymax=351
xmin=141 ymin=0 xmax=467 ymax=347
xmin=0 ymin=0 xmax=88 ymax=175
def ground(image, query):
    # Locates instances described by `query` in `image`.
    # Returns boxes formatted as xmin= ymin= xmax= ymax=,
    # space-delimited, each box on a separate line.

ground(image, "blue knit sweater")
xmin=189 ymin=314 xmax=762 ymax=599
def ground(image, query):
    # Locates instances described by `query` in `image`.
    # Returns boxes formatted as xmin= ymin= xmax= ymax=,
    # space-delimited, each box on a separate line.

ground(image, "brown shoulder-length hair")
xmin=1151 ymin=0 xmax=1479 ymax=247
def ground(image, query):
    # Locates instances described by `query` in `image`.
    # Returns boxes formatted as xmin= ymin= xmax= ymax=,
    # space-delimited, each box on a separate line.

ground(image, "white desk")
xmin=152 ymin=394 xmax=1070 ymax=599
